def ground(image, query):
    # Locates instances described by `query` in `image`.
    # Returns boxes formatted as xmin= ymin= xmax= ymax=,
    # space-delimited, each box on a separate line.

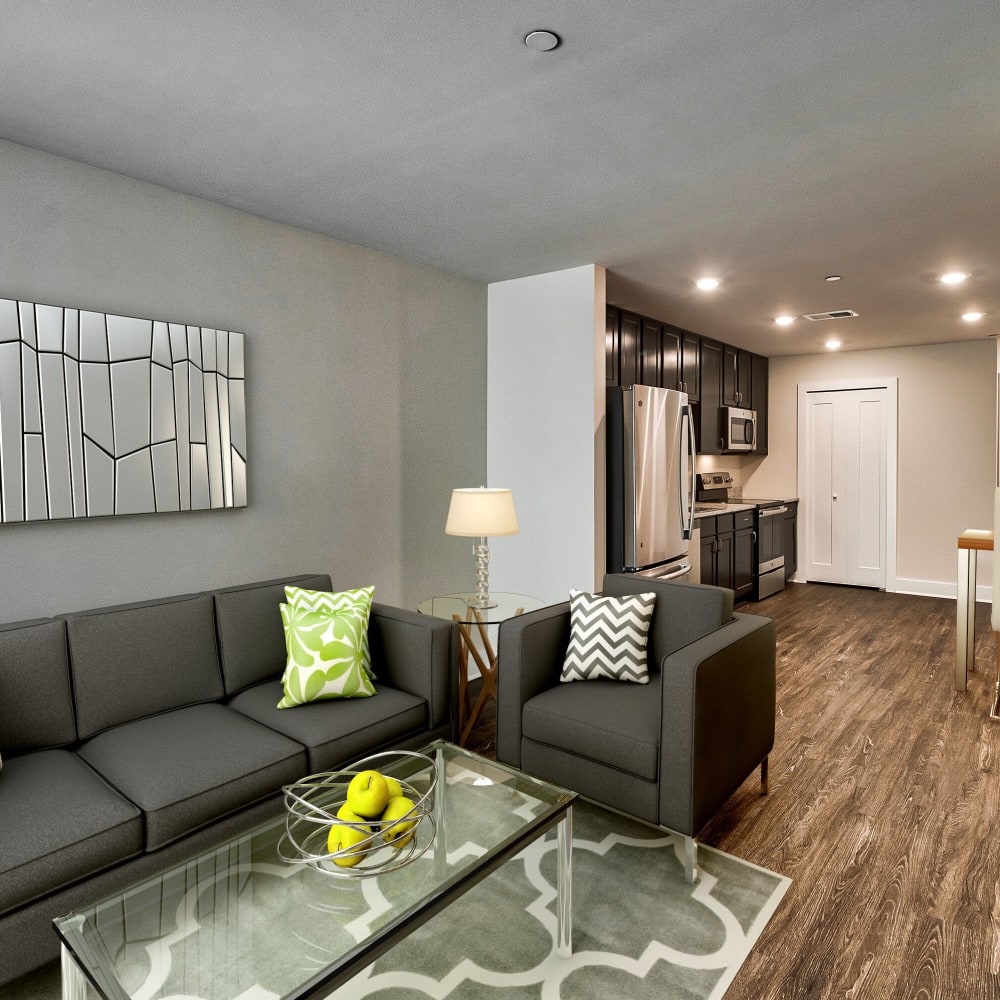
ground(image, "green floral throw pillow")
xmin=277 ymin=603 xmax=376 ymax=709
xmin=284 ymin=585 xmax=375 ymax=680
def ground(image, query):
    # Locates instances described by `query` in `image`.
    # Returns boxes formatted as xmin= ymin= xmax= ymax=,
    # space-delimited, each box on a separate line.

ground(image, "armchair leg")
xmin=681 ymin=835 xmax=697 ymax=884
xmin=761 ymin=755 xmax=770 ymax=795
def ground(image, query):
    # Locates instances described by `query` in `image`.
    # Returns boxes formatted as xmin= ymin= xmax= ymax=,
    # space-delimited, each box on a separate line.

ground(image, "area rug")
xmin=13 ymin=800 xmax=787 ymax=1000
xmin=329 ymin=799 xmax=789 ymax=1000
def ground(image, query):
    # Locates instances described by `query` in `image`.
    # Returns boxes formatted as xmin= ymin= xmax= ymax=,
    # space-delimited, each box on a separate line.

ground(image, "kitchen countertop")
xmin=694 ymin=497 xmax=798 ymax=518
xmin=694 ymin=503 xmax=757 ymax=517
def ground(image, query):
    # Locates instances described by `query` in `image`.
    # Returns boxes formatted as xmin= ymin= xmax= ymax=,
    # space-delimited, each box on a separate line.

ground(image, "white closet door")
xmin=804 ymin=386 xmax=887 ymax=588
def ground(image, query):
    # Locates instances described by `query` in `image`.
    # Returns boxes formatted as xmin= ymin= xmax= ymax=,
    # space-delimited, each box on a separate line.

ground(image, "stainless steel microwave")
xmin=722 ymin=406 xmax=757 ymax=452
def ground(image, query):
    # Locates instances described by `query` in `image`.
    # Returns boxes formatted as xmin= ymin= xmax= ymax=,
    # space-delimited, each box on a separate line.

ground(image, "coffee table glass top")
xmin=54 ymin=740 xmax=576 ymax=1000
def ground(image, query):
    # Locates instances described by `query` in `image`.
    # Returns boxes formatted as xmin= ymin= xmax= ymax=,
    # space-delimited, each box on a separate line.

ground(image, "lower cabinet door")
xmin=734 ymin=527 xmax=754 ymax=599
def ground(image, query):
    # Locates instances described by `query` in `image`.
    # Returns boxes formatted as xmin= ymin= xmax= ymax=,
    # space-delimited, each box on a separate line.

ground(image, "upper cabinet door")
xmin=722 ymin=345 xmax=739 ymax=406
xmin=619 ymin=311 xmax=640 ymax=388
xmin=681 ymin=330 xmax=700 ymax=401
xmin=605 ymin=306 xmax=620 ymax=386
xmin=639 ymin=318 xmax=663 ymax=387
xmin=751 ymin=353 xmax=768 ymax=454
xmin=660 ymin=324 xmax=681 ymax=391
xmin=699 ymin=338 xmax=723 ymax=454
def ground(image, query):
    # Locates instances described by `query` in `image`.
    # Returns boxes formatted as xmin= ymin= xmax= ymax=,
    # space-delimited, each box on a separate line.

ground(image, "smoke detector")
xmin=803 ymin=309 xmax=859 ymax=321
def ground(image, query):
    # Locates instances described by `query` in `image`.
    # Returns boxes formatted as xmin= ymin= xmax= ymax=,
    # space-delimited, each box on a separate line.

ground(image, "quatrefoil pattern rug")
xmin=330 ymin=798 xmax=789 ymax=1000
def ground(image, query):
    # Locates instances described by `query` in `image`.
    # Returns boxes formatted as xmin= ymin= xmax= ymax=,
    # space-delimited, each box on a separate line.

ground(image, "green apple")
xmin=384 ymin=775 xmax=403 ymax=799
xmin=380 ymin=795 xmax=418 ymax=847
xmin=327 ymin=821 xmax=370 ymax=867
xmin=346 ymin=770 xmax=390 ymax=818
xmin=336 ymin=802 xmax=373 ymax=832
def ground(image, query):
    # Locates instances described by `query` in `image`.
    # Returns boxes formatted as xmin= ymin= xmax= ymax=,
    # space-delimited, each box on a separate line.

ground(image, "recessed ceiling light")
xmin=825 ymin=339 xmax=842 ymax=350
xmin=824 ymin=275 xmax=842 ymax=282
xmin=695 ymin=277 xmax=720 ymax=291
xmin=962 ymin=311 xmax=984 ymax=322
xmin=524 ymin=30 xmax=561 ymax=51
xmin=774 ymin=315 xmax=796 ymax=326
xmin=939 ymin=271 xmax=969 ymax=285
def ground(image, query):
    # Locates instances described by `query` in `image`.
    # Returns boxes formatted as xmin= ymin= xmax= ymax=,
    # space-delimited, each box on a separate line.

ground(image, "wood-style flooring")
xmin=707 ymin=582 xmax=1000 ymax=999
xmin=474 ymin=582 xmax=1000 ymax=999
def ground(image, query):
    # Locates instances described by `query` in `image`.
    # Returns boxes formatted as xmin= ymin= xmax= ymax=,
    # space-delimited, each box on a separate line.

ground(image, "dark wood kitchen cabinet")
xmin=605 ymin=306 xmax=619 ymax=386
xmin=699 ymin=515 xmax=733 ymax=590
xmin=722 ymin=346 xmax=753 ymax=407
xmin=680 ymin=329 xmax=700 ymax=401
xmin=698 ymin=338 xmax=724 ymax=455
xmin=699 ymin=511 xmax=753 ymax=602
xmin=658 ymin=324 xmax=700 ymax=399
xmin=639 ymin=318 xmax=663 ymax=387
xmin=733 ymin=509 xmax=755 ymax=601
xmin=606 ymin=307 xmax=641 ymax=388
xmin=660 ymin=323 xmax=680 ymax=391
xmin=605 ymin=303 xmax=766 ymax=454
xmin=751 ymin=353 xmax=768 ymax=454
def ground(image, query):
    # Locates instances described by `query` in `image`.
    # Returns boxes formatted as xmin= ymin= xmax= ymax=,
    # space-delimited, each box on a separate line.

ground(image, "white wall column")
xmin=486 ymin=265 xmax=605 ymax=604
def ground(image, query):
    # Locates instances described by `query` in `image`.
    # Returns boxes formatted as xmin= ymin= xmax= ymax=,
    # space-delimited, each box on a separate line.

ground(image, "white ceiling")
xmin=2 ymin=1 xmax=997 ymax=356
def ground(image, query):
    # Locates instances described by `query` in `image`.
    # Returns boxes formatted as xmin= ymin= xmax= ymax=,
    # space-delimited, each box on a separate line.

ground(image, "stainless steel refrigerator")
xmin=606 ymin=384 xmax=696 ymax=578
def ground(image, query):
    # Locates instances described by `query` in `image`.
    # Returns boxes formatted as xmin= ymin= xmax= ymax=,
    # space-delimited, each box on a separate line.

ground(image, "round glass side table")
xmin=418 ymin=592 xmax=545 ymax=746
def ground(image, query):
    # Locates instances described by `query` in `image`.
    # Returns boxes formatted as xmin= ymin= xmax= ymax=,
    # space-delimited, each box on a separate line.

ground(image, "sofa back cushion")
xmin=62 ymin=595 xmax=224 ymax=739
xmin=601 ymin=574 xmax=733 ymax=670
xmin=0 ymin=618 xmax=77 ymax=754
xmin=211 ymin=574 xmax=333 ymax=694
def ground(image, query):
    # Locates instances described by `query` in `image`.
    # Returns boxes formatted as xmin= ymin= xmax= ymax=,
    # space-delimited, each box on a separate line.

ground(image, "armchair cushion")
xmin=560 ymin=589 xmax=656 ymax=684
xmin=523 ymin=675 xmax=661 ymax=781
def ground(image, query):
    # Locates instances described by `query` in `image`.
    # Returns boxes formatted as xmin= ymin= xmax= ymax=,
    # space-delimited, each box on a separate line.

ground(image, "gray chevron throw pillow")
xmin=560 ymin=589 xmax=657 ymax=684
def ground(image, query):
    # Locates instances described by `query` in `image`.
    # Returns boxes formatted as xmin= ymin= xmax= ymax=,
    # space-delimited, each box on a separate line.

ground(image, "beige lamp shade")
xmin=445 ymin=488 xmax=519 ymax=537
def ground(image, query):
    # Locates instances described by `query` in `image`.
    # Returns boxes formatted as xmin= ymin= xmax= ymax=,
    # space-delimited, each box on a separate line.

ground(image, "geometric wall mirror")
xmin=0 ymin=297 xmax=247 ymax=522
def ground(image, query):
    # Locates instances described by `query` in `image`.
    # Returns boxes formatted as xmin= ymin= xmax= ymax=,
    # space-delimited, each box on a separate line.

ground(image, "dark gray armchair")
xmin=496 ymin=573 xmax=775 ymax=882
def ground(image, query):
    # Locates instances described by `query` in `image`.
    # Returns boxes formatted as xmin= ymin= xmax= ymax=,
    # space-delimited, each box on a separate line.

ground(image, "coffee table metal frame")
xmin=54 ymin=740 xmax=576 ymax=1000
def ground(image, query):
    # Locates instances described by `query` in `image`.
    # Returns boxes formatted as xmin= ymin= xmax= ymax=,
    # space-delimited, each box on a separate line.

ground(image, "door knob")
xmin=832 ymin=494 xmax=838 ymax=501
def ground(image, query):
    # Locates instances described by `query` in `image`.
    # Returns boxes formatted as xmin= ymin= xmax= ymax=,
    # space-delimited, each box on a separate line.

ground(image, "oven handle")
xmin=758 ymin=505 xmax=789 ymax=517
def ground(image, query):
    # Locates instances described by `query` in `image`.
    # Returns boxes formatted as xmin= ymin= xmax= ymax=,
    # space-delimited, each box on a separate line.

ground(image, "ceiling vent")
xmin=803 ymin=309 xmax=859 ymax=321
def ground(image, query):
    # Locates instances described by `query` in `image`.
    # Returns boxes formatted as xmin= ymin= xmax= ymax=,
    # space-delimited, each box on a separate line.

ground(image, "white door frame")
xmin=796 ymin=377 xmax=899 ymax=592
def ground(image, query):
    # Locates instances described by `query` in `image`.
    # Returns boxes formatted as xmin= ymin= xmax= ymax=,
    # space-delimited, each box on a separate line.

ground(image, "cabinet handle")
xmin=752 ymin=530 xmax=757 ymax=543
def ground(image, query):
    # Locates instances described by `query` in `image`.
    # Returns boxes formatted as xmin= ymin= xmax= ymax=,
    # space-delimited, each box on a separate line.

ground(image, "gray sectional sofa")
xmin=0 ymin=573 xmax=455 ymax=986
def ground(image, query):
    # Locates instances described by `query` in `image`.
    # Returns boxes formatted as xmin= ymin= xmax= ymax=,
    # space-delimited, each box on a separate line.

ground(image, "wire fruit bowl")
xmin=277 ymin=749 xmax=437 ymax=878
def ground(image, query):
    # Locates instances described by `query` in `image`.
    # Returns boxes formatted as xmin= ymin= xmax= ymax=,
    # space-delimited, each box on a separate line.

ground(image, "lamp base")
xmin=466 ymin=597 xmax=498 ymax=610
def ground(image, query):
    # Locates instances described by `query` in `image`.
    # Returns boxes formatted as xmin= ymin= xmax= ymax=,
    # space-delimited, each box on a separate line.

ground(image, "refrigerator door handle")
xmin=682 ymin=402 xmax=697 ymax=540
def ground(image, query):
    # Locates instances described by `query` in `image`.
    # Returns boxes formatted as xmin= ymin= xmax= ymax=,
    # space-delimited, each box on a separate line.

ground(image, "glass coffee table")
xmin=54 ymin=741 xmax=576 ymax=1000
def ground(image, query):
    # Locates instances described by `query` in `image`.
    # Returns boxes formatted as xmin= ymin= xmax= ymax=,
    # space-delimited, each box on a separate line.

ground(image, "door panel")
xmin=807 ymin=398 xmax=836 ymax=577
xmin=805 ymin=387 xmax=886 ymax=588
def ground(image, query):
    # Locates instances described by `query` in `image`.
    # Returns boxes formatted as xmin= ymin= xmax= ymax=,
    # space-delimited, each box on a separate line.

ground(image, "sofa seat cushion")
xmin=76 ymin=703 xmax=306 ymax=851
xmin=228 ymin=680 xmax=427 ymax=773
xmin=521 ymin=674 xmax=661 ymax=782
xmin=0 ymin=749 xmax=142 ymax=916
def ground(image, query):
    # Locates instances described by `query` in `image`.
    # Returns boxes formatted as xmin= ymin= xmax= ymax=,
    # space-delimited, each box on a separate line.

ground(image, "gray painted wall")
xmin=0 ymin=140 xmax=486 ymax=620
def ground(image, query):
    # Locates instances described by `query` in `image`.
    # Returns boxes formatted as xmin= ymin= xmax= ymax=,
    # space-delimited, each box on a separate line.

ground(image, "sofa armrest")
xmin=658 ymin=611 xmax=776 ymax=836
xmin=368 ymin=603 xmax=456 ymax=732
xmin=495 ymin=602 xmax=571 ymax=768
